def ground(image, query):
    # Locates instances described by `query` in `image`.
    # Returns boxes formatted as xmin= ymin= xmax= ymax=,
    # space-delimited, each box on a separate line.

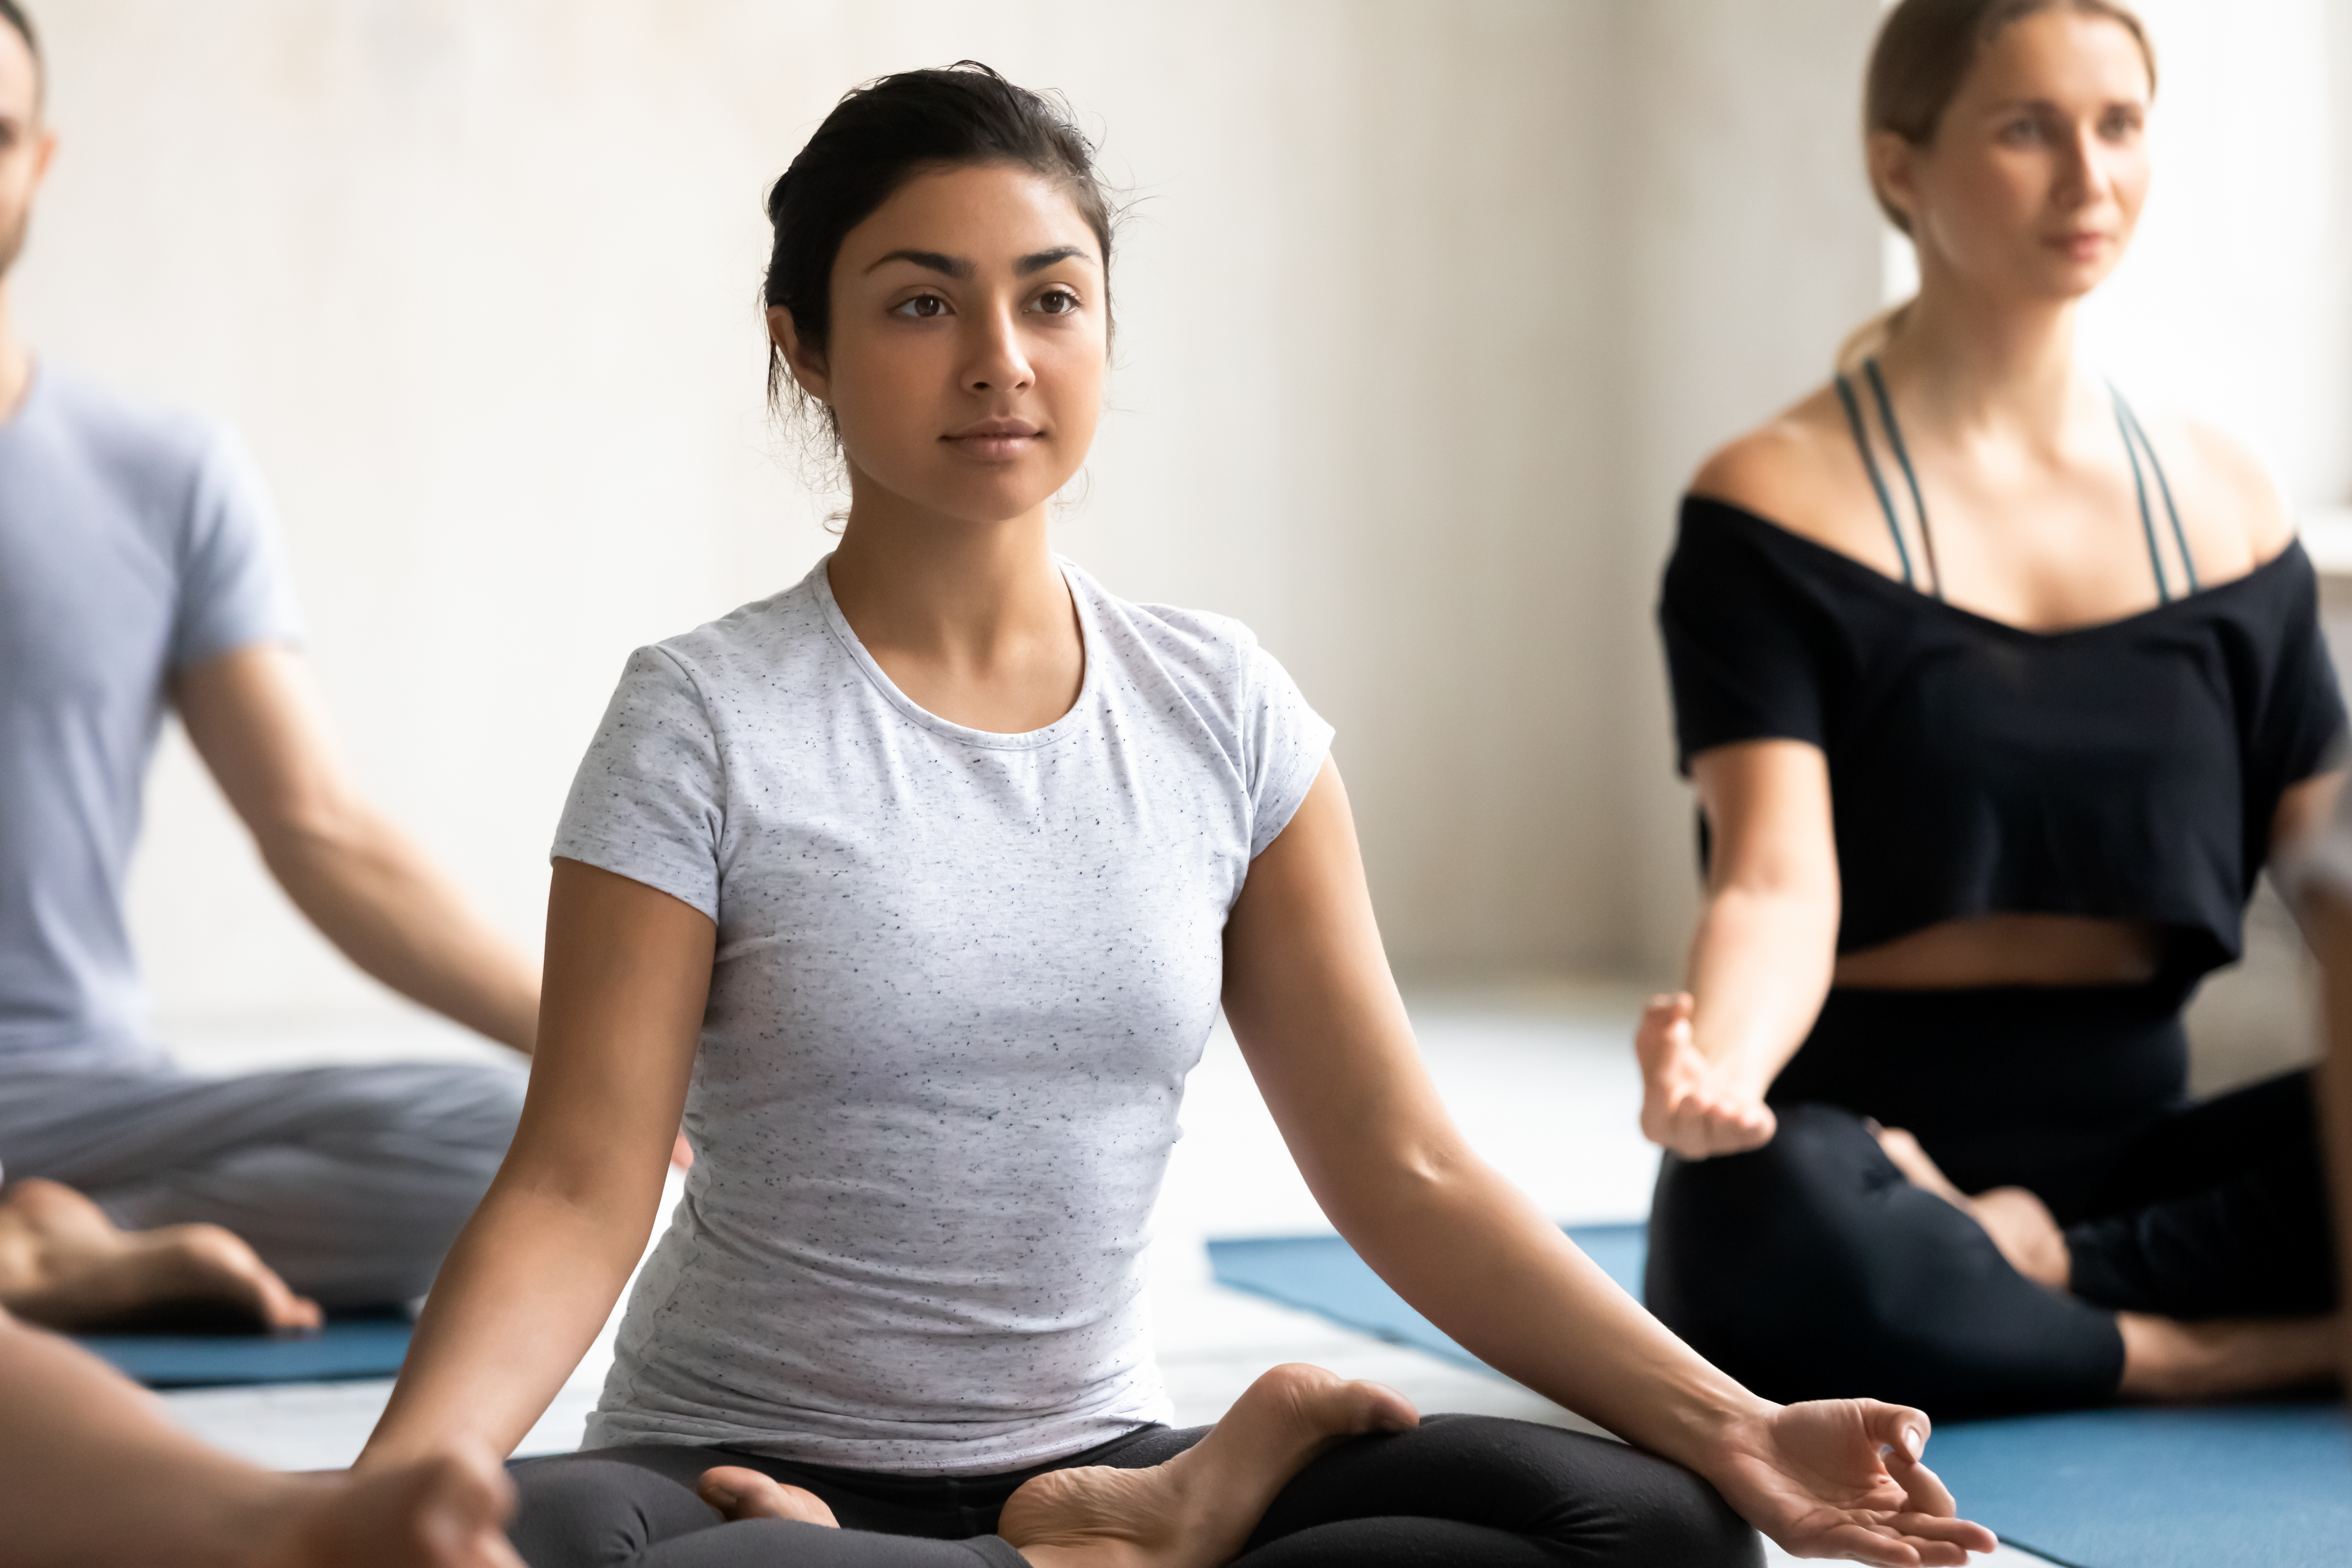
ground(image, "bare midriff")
xmin=1831 ymin=912 xmax=2165 ymax=990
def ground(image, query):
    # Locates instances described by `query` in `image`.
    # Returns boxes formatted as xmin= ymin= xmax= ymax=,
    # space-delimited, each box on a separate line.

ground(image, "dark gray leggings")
xmin=509 ymin=1413 xmax=1762 ymax=1567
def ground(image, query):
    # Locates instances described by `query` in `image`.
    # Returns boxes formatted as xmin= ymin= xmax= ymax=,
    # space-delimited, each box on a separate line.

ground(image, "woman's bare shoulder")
xmin=2178 ymin=418 xmax=2296 ymax=564
xmin=1688 ymin=385 xmax=1896 ymax=568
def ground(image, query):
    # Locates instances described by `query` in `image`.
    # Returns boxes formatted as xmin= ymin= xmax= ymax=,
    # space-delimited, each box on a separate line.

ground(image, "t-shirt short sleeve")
xmin=1658 ymin=501 xmax=1834 ymax=774
xmin=551 ymin=646 xmax=727 ymax=920
xmin=1238 ymin=635 xmax=1334 ymax=859
xmin=2256 ymin=549 xmax=2348 ymax=790
xmin=169 ymin=426 xmax=303 ymax=669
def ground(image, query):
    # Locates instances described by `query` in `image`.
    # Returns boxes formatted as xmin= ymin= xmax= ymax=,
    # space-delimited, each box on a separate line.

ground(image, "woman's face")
xmin=1877 ymin=9 xmax=2153 ymax=302
xmin=775 ymin=162 xmax=1106 ymax=528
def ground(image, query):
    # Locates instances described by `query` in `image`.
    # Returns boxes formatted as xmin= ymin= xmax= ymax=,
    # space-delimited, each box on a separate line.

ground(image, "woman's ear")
xmin=1868 ymin=130 xmax=1922 ymax=234
xmin=767 ymin=307 xmax=831 ymax=403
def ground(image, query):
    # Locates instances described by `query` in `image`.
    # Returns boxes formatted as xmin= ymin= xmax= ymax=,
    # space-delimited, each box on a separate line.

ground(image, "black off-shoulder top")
xmin=1657 ymin=495 xmax=2346 ymax=982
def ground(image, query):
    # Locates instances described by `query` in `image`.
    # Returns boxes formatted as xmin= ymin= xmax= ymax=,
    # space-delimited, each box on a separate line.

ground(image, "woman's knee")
xmin=1251 ymin=1415 xmax=1758 ymax=1567
xmin=1645 ymin=1103 xmax=1887 ymax=1324
xmin=1534 ymin=1428 xmax=1760 ymax=1567
xmin=508 ymin=1454 xmax=720 ymax=1568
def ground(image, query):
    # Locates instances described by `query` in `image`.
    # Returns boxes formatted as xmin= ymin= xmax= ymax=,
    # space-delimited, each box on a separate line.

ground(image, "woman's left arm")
xmin=2271 ymin=770 xmax=2347 ymax=932
xmin=1221 ymin=760 xmax=1996 ymax=1567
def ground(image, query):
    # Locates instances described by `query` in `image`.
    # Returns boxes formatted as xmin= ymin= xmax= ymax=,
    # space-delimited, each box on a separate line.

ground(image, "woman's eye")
xmin=1999 ymin=118 xmax=2044 ymax=145
xmin=2100 ymin=109 xmax=2143 ymax=141
xmin=1030 ymin=288 xmax=1080 ymax=316
xmin=892 ymin=294 xmax=949 ymax=319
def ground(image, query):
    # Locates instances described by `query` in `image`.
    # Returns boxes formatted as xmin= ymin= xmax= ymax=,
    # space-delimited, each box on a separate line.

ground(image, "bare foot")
xmin=696 ymin=1465 xmax=840 ymax=1526
xmin=1869 ymin=1124 xmax=2070 ymax=1289
xmin=255 ymin=1445 xmax=523 ymax=1568
xmin=997 ymin=1363 xmax=1417 ymax=1568
xmin=2118 ymin=1312 xmax=2345 ymax=1400
xmin=0 ymin=1178 xmax=322 ymax=1332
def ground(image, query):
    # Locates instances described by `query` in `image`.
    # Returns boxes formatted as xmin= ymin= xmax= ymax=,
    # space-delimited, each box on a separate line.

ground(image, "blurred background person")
xmin=1638 ymin=0 xmax=2342 ymax=1419
xmin=0 ymin=0 xmax=534 ymax=1319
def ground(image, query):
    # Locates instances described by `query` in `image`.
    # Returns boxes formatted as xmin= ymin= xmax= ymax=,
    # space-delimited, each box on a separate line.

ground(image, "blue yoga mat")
xmin=1923 ymin=1403 xmax=2351 ymax=1568
xmin=72 ymin=1313 xmax=413 ymax=1389
xmin=1205 ymin=1228 xmax=2352 ymax=1568
xmin=1208 ymin=1223 xmax=1647 ymax=1374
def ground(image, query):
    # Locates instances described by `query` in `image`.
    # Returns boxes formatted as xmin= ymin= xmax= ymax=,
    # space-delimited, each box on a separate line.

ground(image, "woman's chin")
xmin=851 ymin=466 xmax=1077 ymax=532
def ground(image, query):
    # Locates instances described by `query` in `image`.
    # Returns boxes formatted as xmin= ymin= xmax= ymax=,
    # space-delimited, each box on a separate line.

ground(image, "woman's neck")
xmin=822 ymin=473 xmax=1081 ymax=731
xmin=1878 ymin=263 xmax=2091 ymax=447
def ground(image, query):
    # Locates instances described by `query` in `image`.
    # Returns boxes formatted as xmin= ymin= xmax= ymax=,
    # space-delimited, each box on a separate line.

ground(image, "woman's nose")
xmin=962 ymin=308 xmax=1033 ymax=395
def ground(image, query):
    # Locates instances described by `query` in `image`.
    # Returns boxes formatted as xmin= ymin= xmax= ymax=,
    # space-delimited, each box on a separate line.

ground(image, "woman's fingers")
xmin=1803 ymin=1522 xmax=1924 ymax=1568
xmin=1893 ymin=1458 xmax=1959 ymax=1518
xmin=1861 ymin=1401 xmax=1930 ymax=1467
xmin=1649 ymin=1088 xmax=1776 ymax=1160
xmin=1693 ymin=1095 xmax=1775 ymax=1156
xmin=1884 ymin=1511 xmax=2000 ymax=1548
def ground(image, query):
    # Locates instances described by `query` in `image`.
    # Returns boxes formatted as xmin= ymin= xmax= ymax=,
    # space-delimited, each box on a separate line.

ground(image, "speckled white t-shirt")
xmin=554 ymin=555 xmax=1331 ymax=1475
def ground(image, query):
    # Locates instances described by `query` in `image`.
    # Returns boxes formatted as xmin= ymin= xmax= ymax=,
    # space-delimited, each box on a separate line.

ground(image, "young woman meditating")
xmin=1643 ymin=0 xmax=2345 ymax=1419
xmin=358 ymin=65 xmax=1993 ymax=1568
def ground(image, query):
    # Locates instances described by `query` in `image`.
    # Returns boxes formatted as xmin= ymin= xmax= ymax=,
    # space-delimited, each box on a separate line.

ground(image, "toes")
xmin=1249 ymin=1362 xmax=1419 ymax=1439
xmin=695 ymin=1467 xmax=838 ymax=1527
xmin=167 ymin=1226 xmax=322 ymax=1330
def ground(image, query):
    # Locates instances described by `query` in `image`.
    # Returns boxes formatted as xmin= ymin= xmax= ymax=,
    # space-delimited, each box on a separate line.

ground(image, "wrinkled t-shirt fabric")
xmin=0 ymin=364 xmax=301 ymax=1074
xmin=552 ymin=555 xmax=1332 ymax=1475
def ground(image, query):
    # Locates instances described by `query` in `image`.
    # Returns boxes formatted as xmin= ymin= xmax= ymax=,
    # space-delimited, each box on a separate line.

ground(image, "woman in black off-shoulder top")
xmin=1639 ymin=0 xmax=2344 ymax=1418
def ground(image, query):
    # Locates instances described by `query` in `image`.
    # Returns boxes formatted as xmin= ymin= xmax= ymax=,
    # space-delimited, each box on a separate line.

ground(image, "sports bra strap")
xmin=1865 ymin=359 xmax=1943 ymax=597
xmin=1835 ymin=371 xmax=1919 ymax=591
xmin=2110 ymin=388 xmax=2199 ymax=599
xmin=1840 ymin=360 xmax=2199 ymax=607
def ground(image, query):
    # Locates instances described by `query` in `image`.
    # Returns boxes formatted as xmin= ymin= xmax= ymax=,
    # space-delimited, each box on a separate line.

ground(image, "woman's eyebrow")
xmin=1016 ymin=246 xmax=1096 ymax=274
xmin=866 ymin=248 xmax=971 ymax=278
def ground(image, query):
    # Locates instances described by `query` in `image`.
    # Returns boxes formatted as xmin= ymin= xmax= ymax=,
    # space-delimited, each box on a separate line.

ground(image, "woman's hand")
xmin=1703 ymin=1399 xmax=1998 ymax=1566
xmin=1637 ymin=992 xmax=1777 ymax=1158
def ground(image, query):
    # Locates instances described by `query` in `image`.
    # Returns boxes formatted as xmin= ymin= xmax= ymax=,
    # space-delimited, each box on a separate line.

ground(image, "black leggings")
xmin=509 ymin=1414 xmax=1761 ymax=1567
xmin=1648 ymin=986 xmax=2336 ymax=1419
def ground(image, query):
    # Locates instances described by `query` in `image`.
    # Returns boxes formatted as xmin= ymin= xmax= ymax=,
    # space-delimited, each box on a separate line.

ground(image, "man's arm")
xmin=172 ymin=644 xmax=540 ymax=1054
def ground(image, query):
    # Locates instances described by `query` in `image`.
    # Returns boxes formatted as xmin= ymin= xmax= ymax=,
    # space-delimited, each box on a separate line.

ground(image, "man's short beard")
xmin=0 ymin=203 xmax=26 ymax=279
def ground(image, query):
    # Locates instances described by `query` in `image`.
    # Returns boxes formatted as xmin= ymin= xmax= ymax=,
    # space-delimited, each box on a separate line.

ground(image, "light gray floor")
xmin=150 ymin=993 xmax=2049 ymax=1564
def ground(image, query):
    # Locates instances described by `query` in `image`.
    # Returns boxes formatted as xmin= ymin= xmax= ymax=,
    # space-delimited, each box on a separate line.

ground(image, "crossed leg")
xmin=1870 ymin=1122 xmax=2342 ymax=1400
xmin=697 ymin=1364 xmax=1417 ymax=1567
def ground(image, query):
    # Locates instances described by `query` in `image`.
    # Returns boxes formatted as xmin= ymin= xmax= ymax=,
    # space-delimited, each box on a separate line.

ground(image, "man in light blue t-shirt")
xmin=0 ymin=4 xmax=534 ymax=1318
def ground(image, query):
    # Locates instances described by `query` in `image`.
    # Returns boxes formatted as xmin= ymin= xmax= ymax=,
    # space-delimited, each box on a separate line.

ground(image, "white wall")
xmin=21 ymin=0 xmax=1632 ymax=1030
xmin=1601 ymin=0 xmax=1889 ymax=976
xmin=14 ymin=2 xmax=2343 ymax=1038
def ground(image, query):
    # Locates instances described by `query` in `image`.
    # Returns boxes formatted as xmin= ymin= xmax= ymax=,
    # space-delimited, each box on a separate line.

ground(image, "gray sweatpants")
xmin=0 ymin=1060 xmax=526 ymax=1307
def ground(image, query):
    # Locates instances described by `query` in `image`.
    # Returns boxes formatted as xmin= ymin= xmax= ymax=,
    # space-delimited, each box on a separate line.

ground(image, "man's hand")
xmin=1704 ymin=1398 xmax=1998 ymax=1566
xmin=1636 ymin=992 xmax=1776 ymax=1159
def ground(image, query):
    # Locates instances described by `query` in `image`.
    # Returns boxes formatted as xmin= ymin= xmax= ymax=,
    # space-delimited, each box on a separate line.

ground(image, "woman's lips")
xmin=943 ymin=425 xmax=1042 ymax=461
xmin=2049 ymin=231 xmax=2111 ymax=263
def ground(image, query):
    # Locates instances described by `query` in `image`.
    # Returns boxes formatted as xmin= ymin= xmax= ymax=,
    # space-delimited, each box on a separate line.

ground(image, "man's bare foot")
xmin=2118 ymin=1312 xmax=2345 ymax=1400
xmin=695 ymin=1465 xmax=840 ymax=1526
xmin=0 ymin=1178 xmax=322 ymax=1332
xmin=253 ymin=1445 xmax=524 ymax=1568
xmin=997 ymin=1363 xmax=1417 ymax=1568
xmin=1869 ymin=1124 xmax=2070 ymax=1289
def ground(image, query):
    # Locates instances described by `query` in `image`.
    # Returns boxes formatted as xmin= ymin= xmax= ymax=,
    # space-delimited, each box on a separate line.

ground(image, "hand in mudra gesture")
xmin=1637 ymin=991 xmax=1777 ymax=1158
xmin=1710 ymin=1399 xmax=1997 ymax=1566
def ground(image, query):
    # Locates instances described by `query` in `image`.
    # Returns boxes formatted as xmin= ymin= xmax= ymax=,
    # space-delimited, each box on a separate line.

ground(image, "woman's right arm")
xmin=357 ymin=858 xmax=713 ymax=1469
xmin=1638 ymin=739 xmax=1840 ymax=1159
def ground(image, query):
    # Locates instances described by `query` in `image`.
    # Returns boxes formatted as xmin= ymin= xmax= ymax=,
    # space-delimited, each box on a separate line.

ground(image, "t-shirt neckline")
xmin=811 ymin=551 xmax=1098 ymax=751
